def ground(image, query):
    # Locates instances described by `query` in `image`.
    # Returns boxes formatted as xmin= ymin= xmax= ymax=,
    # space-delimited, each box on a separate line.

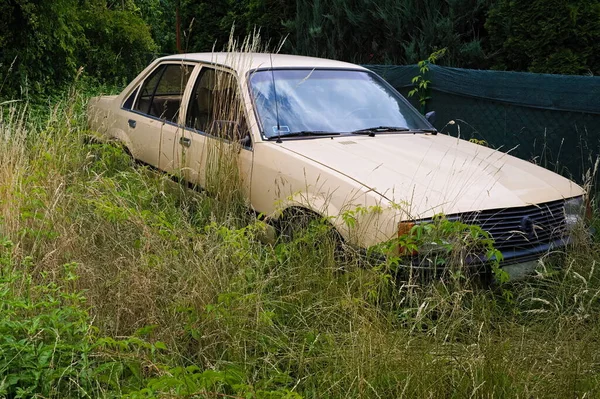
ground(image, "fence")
xmin=367 ymin=64 xmax=600 ymax=184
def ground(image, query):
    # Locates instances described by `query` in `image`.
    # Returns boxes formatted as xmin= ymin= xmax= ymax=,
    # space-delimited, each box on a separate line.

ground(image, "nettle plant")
xmin=369 ymin=214 xmax=507 ymax=283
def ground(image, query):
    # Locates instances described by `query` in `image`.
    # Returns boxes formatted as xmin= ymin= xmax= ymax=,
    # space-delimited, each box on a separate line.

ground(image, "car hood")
xmin=277 ymin=133 xmax=584 ymax=219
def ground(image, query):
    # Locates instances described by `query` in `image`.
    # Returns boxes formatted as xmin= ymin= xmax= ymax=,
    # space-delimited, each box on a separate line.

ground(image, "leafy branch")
xmin=408 ymin=48 xmax=447 ymax=113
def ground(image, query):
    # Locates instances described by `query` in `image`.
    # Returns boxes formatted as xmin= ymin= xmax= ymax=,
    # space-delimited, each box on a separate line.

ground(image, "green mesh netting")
xmin=366 ymin=64 xmax=600 ymax=183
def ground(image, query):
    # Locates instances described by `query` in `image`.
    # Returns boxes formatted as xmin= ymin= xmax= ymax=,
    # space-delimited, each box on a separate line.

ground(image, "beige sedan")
xmin=88 ymin=52 xmax=585 ymax=275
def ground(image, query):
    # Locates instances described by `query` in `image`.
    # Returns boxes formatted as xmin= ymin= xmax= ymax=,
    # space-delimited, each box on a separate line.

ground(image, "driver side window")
xmin=186 ymin=67 xmax=249 ymax=143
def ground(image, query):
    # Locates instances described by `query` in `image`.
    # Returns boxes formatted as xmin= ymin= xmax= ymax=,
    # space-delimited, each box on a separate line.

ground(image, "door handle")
xmin=128 ymin=119 xmax=136 ymax=128
xmin=179 ymin=136 xmax=191 ymax=147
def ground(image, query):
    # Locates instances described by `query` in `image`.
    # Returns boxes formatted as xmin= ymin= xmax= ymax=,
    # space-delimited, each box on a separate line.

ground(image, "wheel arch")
xmin=270 ymin=195 xmax=349 ymax=242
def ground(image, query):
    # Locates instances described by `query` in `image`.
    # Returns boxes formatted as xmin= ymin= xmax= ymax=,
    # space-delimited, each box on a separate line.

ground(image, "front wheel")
xmin=276 ymin=208 xmax=350 ymax=266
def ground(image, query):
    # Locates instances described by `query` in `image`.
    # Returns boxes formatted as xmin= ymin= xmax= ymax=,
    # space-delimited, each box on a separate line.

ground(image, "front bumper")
xmin=497 ymin=237 xmax=570 ymax=266
xmin=399 ymin=236 xmax=572 ymax=281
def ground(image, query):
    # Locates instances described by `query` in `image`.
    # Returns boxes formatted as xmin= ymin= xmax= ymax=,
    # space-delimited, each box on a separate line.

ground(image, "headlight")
xmin=564 ymin=196 xmax=584 ymax=230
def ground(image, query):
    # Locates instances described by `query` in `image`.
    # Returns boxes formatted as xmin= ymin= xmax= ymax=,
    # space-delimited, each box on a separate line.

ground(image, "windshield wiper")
xmin=268 ymin=131 xmax=340 ymax=140
xmin=351 ymin=126 xmax=410 ymax=136
xmin=410 ymin=128 xmax=438 ymax=134
xmin=351 ymin=126 xmax=437 ymax=136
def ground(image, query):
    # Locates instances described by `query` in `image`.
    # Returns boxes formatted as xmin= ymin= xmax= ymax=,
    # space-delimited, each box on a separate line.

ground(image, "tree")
xmin=485 ymin=0 xmax=600 ymax=75
xmin=79 ymin=1 xmax=157 ymax=84
xmin=134 ymin=0 xmax=178 ymax=55
xmin=0 ymin=0 xmax=82 ymax=97
xmin=283 ymin=0 xmax=493 ymax=66
xmin=179 ymin=0 xmax=292 ymax=53
xmin=0 ymin=0 xmax=157 ymax=99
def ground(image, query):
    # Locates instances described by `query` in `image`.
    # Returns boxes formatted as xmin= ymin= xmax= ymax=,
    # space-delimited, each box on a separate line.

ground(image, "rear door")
xmin=124 ymin=62 xmax=194 ymax=171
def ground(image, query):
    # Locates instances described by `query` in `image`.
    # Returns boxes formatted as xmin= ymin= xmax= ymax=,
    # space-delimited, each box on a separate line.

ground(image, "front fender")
xmin=276 ymin=191 xmax=402 ymax=248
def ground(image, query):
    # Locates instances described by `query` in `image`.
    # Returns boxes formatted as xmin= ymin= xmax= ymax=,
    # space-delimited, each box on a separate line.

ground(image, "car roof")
xmin=159 ymin=52 xmax=367 ymax=75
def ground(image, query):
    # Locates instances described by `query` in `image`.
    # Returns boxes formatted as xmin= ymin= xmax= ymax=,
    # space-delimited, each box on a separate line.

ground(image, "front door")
xmin=179 ymin=66 xmax=253 ymax=198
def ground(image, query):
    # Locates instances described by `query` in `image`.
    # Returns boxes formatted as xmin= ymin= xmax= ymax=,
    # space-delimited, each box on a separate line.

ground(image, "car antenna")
xmin=269 ymin=53 xmax=282 ymax=143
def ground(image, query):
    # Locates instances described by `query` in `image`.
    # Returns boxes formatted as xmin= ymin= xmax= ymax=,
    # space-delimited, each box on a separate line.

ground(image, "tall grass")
xmin=2 ymin=80 xmax=600 ymax=398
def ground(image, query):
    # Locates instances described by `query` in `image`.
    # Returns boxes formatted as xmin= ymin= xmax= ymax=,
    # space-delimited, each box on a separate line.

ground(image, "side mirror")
xmin=425 ymin=111 xmax=436 ymax=125
xmin=239 ymin=133 xmax=252 ymax=149
xmin=210 ymin=120 xmax=252 ymax=149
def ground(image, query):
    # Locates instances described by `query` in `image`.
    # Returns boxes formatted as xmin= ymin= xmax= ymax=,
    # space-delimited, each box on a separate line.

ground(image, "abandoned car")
xmin=87 ymin=52 xmax=585 ymax=277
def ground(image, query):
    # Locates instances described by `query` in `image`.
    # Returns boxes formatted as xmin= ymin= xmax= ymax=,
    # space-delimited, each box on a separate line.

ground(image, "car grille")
xmin=446 ymin=199 xmax=567 ymax=252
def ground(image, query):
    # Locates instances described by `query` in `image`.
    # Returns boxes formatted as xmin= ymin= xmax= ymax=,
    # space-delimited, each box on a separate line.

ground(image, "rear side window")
xmin=133 ymin=63 xmax=192 ymax=122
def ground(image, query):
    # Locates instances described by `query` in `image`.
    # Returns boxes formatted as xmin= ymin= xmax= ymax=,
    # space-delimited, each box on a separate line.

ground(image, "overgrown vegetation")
xmin=1 ymin=1 xmax=599 ymax=395
xmin=1 ymin=73 xmax=600 ymax=397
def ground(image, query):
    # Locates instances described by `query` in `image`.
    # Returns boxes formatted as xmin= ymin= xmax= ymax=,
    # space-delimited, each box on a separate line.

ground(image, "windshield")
xmin=248 ymin=69 xmax=431 ymax=138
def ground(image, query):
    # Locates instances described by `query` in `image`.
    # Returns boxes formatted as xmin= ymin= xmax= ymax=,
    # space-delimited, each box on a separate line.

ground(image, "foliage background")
xmin=1 ymin=0 xmax=599 ymax=99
